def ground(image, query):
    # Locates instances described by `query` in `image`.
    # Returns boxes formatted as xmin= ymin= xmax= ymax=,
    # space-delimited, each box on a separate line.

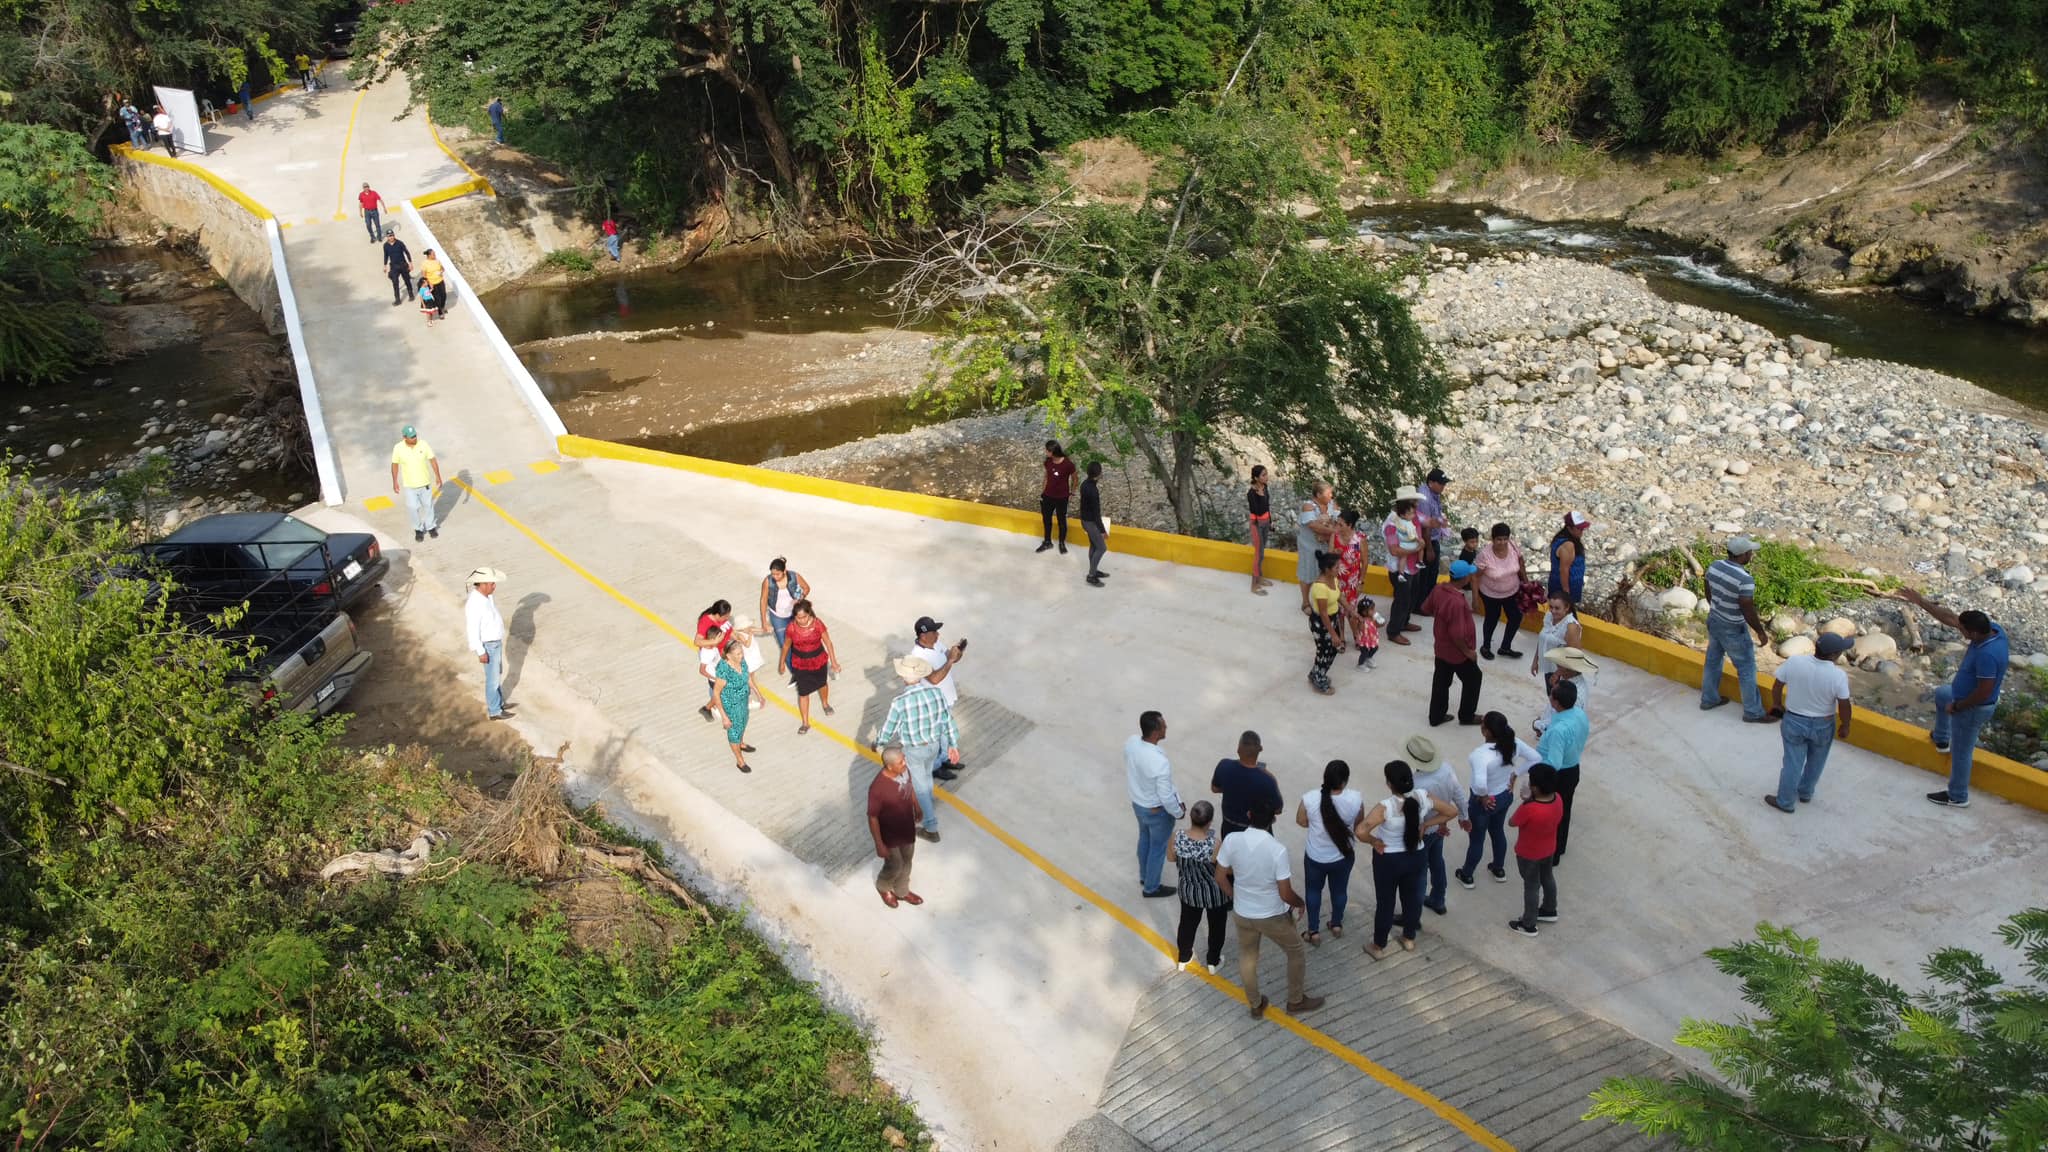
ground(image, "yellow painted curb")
xmin=424 ymin=107 xmax=495 ymax=198
xmin=411 ymin=177 xmax=492 ymax=210
xmin=111 ymin=144 xmax=274 ymax=220
xmin=556 ymin=433 xmax=2047 ymax=814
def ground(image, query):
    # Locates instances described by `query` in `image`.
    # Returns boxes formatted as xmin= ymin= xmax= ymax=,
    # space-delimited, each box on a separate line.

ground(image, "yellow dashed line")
xmin=363 ymin=495 xmax=394 ymax=512
xmin=529 ymin=460 xmax=560 ymax=474
xmin=447 ymin=475 xmax=1518 ymax=1152
xmin=483 ymin=469 xmax=514 ymax=485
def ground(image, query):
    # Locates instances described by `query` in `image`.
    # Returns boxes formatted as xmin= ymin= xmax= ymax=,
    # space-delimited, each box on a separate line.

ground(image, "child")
xmin=1457 ymin=527 xmax=1481 ymax=566
xmin=1353 ymin=599 xmax=1383 ymax=669
xmin=417 ymin=280 xmax=437 ymax=325
xmin=1507 ymin=763 xmax=1563 ymax=935
xmin=732 ymin=613 xmax=771 ymax=709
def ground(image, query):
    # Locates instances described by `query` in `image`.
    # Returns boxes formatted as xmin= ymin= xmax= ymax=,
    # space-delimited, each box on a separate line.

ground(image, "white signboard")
xmin=151 ymin=86 xmax=207 ymax=157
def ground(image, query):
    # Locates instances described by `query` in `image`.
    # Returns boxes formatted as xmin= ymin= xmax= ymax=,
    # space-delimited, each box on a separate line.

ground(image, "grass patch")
xmin=1989 ymin=666 xmax=2048 ymax=764
xmin=1635 ymin=538 xmax=1896 ymax=617
xmin=543 ymin=247 xmax=597 ymax=273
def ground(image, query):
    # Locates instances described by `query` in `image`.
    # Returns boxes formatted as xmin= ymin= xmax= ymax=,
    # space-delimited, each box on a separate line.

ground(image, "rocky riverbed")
xmin=763 ymin=249 xmax=2048 ymax=748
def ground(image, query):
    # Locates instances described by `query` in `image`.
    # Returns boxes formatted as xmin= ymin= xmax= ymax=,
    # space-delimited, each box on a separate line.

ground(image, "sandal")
xmin=797 ymin=724 xmax=810 ymax=735
xmin=1330 ymin=924 xmax=1344 ymax=939
xmin=823 ymin=704 xmax=835 ymax=716
xmin=1251 ymin=586 xmax=1268 ymax=596
xmin=1363 ymin=944 xmax=1387 ymax=961
xmin=1399 ymin=936 xmax=1417 ymax=952
xmin=1302 ymin=931 xmax=1322 ymax=947
xmin=880 ymin=891 xmax=899 ymax=908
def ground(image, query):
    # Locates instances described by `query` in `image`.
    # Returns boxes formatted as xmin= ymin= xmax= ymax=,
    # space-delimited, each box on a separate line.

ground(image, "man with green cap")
xmin=390 ymin=425 xmax=442 ymax=542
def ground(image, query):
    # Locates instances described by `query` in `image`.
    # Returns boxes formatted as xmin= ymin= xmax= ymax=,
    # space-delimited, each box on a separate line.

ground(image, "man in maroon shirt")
xmin=1424 ymin=559 xmax=1483 ymax=727
xmin=1037 ymin=440 xmax=1078 ymax=555
xmin=868 ymin=747 xmax=924 ymax=908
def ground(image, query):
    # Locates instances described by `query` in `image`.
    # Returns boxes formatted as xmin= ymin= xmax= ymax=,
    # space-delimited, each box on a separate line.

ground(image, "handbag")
xmin=1515 ymin=579 xmax=1546 ymax=614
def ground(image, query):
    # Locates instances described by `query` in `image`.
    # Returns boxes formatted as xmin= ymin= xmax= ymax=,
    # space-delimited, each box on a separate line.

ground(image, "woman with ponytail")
xmin=1456 ymin=712 xmax=1539 ymax=888
xmin=1355 ymin=757 xmax=1457 ymax=960
xmin=1294 ymin=760 xmax=1363 ymax=945
xmin=1307 ymin=550 xmax=1344 ymax=695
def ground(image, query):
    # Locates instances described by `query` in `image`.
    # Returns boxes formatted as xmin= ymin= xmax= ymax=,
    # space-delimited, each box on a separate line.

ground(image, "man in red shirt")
xmin=358 ymin=183 xmax=384 ymax=243
xmin=867 ymin=748 xmax=924 ymax=908
xmin=1037 ymin=440 xmax=1077 ymax=554
xmin=601 ymin=217 xmax=621 ymax=262
xmin=1507 ymin=763 xmax=1563 ymax=935
xmin=1423 ymin=559 xmax=1482 ymax=726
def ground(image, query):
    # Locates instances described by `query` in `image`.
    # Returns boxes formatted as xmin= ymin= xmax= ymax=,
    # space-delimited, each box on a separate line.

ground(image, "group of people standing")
xmin=1127 ymin=711 xmax=1581 ymax=1019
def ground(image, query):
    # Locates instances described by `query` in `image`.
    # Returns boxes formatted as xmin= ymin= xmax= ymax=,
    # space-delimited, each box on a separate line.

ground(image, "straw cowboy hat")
xmin=1549 ymin=647 xmax=1599 ymax=677
xmin=1400 ymin=733 xmax=1438 ymax=772
xmin=1390 ymin=486 xmax=1425 ymax=504
xmin=467 ymin=566 xmax=507 ymax=585
xmin=731 ymin=612 xmax=757 ymax=631
xmin=893 ymin=655 xmax=933 ymax=682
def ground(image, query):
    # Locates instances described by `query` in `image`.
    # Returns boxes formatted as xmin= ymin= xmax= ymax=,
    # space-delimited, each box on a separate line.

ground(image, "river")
xmin=486 ymin=205 xmax=2048 ymax=463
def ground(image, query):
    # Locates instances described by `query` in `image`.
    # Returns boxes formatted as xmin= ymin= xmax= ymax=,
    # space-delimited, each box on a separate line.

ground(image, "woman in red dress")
xmin=1333 ymin=508 xmax=1368 ymax=645
xmin=778 ymin=599 xmax=841 ymax=734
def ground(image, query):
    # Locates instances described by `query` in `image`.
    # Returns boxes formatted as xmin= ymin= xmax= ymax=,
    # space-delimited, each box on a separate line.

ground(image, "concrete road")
xmin=311 ymin=454 xmax=2048 ymax=1151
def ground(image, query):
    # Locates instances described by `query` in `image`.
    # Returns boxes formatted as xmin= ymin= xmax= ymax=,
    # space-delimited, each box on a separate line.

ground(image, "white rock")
xmin=1879 ymin=494 xmax=1910 ymax=514
xmin=1664 ymin=404 xmax=1691 ymax=426
xmin=2002 ymin=564 xmax=2036 ymax=588
xmin=1819 ymin=618 xmax=1859 ymax=638
xmin=1770 ymin=611 xmax=1810 ymax=638
xmin=1657 ymin=587 xmax=1699 ymax=614
xmin=1777 ymin=635 xmax=1816 ymax=658
xmin=44 ymin=444 xmax=62 ymax=459
xmin=1604 ymin=446 xmax=1630 ymax=462
xmin=1725 ymin=459 xmax=1752 ymax=476
xmin=1851 ymin=632 xmax=1898 ymax=664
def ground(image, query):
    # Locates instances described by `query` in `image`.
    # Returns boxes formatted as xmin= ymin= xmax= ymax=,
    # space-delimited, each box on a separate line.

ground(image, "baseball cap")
xmin=401 ymin=424 xmax=417 ymax=438
xmin=1815 ymin=633 xmax=1854 ymax=658
xmin=1448 ymin=559 xmax=1477 ymax=579
xmin=914 ymin=616 xmax=943 ymax=636
xmin=1565 ymin=511 xmax=1590 ymax=528
xmin=1727 ymin=535 xmax=1758 ymax=556
xmin=1426 ymin=467 xmax=1451 ymax=485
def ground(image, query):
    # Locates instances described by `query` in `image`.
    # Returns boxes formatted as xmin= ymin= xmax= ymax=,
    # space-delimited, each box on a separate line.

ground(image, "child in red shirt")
xmin=1508 ymin=763 xmax=1562 ymax=935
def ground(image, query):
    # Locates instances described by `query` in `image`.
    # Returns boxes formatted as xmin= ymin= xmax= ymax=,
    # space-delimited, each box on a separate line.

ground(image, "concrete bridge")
xmin=123 ymin=72 xmax=2048 ymax=1152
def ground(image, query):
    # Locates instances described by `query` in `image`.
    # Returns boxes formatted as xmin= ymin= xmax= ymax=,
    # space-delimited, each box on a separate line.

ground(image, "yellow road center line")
xmin=335 ymin=86 xmax=367 ymax=220
xmin=448 ymin=475 xmax=1515 ymax=1152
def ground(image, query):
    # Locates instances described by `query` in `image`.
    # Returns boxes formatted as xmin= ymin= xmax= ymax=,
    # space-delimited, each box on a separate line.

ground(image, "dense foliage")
xmin=1636 ymin=537 xmax=1895 ymax=617
xmin=363 ymin=0 xmax=2048 ymax=227
xmin=0 ymin=122 xmax=115 ymax=384
xmin=1590 ymin=913 xmax=2048 ymax=1150
xmin=0 ymin=471 xmax=922 ymax=1150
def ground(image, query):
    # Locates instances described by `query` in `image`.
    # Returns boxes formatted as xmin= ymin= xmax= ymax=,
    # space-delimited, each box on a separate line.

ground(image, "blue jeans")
xmin=364 ymin=208 xmax=381 ymax=242
xmin=1932 ymin=685 xmax=1996 ymax=802
xmin=402 ymin=484 xmax=436 ymax=532
xmin=768 ymin=613 xmax=790 ymax=656
xmin=1775 ymin=712 xmax=1837 ymax=810
xmin=1302 ymin=854 xmax=1354 ymax=933
xmin=491 ymin=114 xmax=505 ymax=143
xmin=126 ymin=125 xmax=148 ymax=150
xmin=903 ymin=742 xmax=942 ymax=833
xmin=482 ymin=640 xmax=504 ymax=716
xmin=1422 ymin=830 xmax=1448 ymax=910
xmin=1702 ymin=615 xmax=1763 ymax=718
xmin=1462 ymin=789 xmax=1514 ymax=874
xmin=1133 ymin=803 xmax=1176 ymax=893
xmin=605 ymin=234 xmax=621 ymax=261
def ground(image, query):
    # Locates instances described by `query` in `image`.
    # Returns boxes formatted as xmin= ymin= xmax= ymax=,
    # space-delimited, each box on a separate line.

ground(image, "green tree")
xmin=1589 ymin=912 xmax=2048 ymax=1151
xmin=0 ymin=122 xmax=114 ymax=383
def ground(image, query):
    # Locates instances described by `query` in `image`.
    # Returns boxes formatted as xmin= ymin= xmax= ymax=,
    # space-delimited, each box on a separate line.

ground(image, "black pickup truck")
xmin=136 ymin=513 xmax=387 ymax=614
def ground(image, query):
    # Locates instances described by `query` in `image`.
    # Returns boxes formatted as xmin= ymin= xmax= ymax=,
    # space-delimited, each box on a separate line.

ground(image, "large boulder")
xmin=1819 ymin=617 xmax=1859 ymax=639
xmin=1851 ymin=632 xmax=1898 ymax=665
xmin=1769 ymin=610 xmax=1810 ymax=639
xmin=1777 ymin=635 xmax=1816 ymax=658
xmin=1657 ymin=587 xmax=1699 ymax=615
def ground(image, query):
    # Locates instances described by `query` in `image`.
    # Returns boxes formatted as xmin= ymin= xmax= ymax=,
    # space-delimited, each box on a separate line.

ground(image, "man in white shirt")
xmin=1217 ymin=803 xmax=1323 ymax=1020
xmin=1124 ymin=710 xmax=1183 ymax=898
xmin=910 ymin=615 xmax=967 ymax=778
xmin=465 ymin=566 xmax=510 ymax=720
xmin=1766 ymin=632 xmax=1855 ymax=812
xmin=1403 ymin=734 xmax=1470 ymax=916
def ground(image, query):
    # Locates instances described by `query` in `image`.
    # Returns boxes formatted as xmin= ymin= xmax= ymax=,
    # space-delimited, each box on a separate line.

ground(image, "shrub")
xmin=543 ymin=247 xmax=597 ymax=273
xmin=1635 ymin=538 xmax=1893 ymax=618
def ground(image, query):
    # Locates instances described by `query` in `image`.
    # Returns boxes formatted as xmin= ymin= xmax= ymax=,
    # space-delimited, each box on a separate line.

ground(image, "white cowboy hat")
xmin=893 ymin=655 xmax=933 ymax=682
xmin=1390 ymin=486 xmax=1425 ymax=504
xmin=467 ymin=566 xmax=507 ymax=585
xmin=1549 ymin=647 xmax=1599 ymax=676
xmin=731 ymin=612 xmax=757 ymax=631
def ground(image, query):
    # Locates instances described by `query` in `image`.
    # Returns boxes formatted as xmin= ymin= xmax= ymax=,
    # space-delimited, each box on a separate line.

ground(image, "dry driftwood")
xmin=321 ymin=830 xmax=446 ymax=881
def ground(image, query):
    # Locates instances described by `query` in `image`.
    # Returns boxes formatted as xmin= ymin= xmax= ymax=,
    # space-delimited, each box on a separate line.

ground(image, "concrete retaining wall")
xmin=113 ymin=152 xmax=282 ymax=334
xmin=420 ymin=190 xmax=595 ymax=293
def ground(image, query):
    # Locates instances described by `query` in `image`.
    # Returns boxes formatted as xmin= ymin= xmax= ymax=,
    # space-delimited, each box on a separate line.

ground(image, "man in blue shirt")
xmin=1536 ymin=679 xmax=1589 ymax=866
xmin=1896 ymin=588 xmax=2007 ymax=808
xmin=1210 ymin=730 xmax=1283 ymax=844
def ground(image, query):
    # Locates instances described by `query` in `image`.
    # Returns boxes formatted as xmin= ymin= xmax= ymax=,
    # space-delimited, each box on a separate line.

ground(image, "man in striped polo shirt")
xmin=1700 ymin=536 xmax=1776 ymax=724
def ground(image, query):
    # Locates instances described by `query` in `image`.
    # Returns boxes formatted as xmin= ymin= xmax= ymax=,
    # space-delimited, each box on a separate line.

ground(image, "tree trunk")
xmin=697 ymin=51 xmax=809 ymax=219
xmin=1167 ymin=428 xmax=1198 ymax=533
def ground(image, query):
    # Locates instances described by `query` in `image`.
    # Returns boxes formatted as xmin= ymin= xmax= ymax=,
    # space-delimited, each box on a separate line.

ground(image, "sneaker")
xmin=428 ymin=528 xmax=439 ymax=539
xmin=1141 ymin=884 xmax=1177 ymax=898
xmin=1489 ymin=866 xmax=1508 ymax=883
xmin=414 ymin=530 xmax=425 ymax=542
xmin=1537 ymin=912 xmax=1558 ymax=922
xmin=1205 ymin=962 xmax=1222 ymax=976
xmin=1426 ymin=902 xmax=1447 ymax=916
xmin=932 ymin=766 xmax=959 ymax=781
xmin=1036 ymin=541 xmax=1053 ymax=553
xmin=1455 ymin=869 xmax=1475 ymax=889
xmin=1700 ymin=696 xmax=1730 ymax=711
xmin=1058 ymin=543 xmax=1068 ymax=554
xmin=1086 ymin=576 xmax=1105 ymax=587
xmin=916 ymin=828 xmax=942 ymax=843
xmin=1926 ymin=791 xmax=1970 ymax=809
xmin=1508 ymin=919 xmax=1539 ymax=936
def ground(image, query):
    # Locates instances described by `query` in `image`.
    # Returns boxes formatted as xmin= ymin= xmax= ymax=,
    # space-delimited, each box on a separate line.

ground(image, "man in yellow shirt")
xmin=389 ymin=424 xmax=442 ymax=542
xmin=419 ymin=249 xmax=448 ymax=318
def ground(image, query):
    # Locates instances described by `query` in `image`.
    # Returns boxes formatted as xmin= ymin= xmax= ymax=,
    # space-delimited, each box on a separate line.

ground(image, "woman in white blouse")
xmin=1294 ymin=760 xmax=1364 ymax=945
xmin=1356 ymin=758 xmax=1458 ymax=959
xmin=1455 ymin=712 xmax=1539 ymax=887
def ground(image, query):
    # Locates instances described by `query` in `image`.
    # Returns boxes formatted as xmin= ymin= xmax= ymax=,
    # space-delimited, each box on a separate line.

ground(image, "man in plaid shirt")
xmin=876 ymin=656 xmax=960 ymax=843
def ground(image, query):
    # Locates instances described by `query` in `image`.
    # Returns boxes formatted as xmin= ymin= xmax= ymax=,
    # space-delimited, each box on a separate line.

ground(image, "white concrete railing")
xmin=399 ymin=201 xmax=569 ymax=442
xmin=266 ymin=218 xmax=344 ymax=505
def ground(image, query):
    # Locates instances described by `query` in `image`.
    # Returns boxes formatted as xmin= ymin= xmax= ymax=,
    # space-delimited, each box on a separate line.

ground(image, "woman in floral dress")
xmin=1334 ymin=509 xmax=1367 ymax=645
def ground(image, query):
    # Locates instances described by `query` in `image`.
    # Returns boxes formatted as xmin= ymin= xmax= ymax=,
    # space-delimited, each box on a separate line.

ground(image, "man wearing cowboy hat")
xmin=1765 ymin=632 xmax=1855 ymax=813
xmin=1533 ymin=646 xmax=1598 ymax=734
xmin=1701 ymin=536 xmax=1776 ymax=724
xmin=1536 ymin=679 xmax=1589 ymax=866
xmin=1403 ymin=734 xmax=1470 ymax=917
xmin=1381 ymin=487 xmax=1426 ymax=644
xmin=1421 ymin=560 xmax=1484 ymax=727
xmin=876 ymin=655 xmax=959 ymax=843
xmin=465 ymin=566 xmax=511 ymax=720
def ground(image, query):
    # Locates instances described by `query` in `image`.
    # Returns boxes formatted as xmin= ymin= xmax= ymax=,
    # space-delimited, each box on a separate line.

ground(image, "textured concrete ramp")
xmin=1101 ymin=945 xmax=1677 ymax=1152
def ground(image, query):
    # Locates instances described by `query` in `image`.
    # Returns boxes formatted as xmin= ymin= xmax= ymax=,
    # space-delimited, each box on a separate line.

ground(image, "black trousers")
xmin=1429 ymin=657 xmax=1482 ymax=725
xmin=1553 ymin=765 xmax=1581 ymax=865
xmin=1176 ymin=902 xmax=1228 ymax=965
xmin=1481 ymin=593 xmax=1524 ymax=651
xmin=388 ymin=269 xmax=414 ymax=303
xmin=1040 ymin=496 xmax=1069 ymax=544
xmin=1413 ymin=553 xmax=1441 ymax=614
xmin=1386 ymin=572 xmax=1415 ymax=638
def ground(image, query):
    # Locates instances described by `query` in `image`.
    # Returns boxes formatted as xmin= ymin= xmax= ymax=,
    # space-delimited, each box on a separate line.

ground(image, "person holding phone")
xmin=910 ymin=616 xmax=968 ymax=778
